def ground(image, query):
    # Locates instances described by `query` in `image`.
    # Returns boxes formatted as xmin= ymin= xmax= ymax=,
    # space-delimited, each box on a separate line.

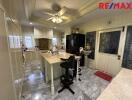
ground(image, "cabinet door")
xmin=38 ymin=38 xmax=49 ymax=50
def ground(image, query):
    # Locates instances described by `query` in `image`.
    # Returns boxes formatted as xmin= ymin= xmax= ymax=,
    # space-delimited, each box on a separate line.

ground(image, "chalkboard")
xmin=99 ymin=31 xmax=121 ymax=54
xmin=122 ymin=26 xmax=132 ymax=69
xmin=86 ymin=31 xmax=96 ymax=59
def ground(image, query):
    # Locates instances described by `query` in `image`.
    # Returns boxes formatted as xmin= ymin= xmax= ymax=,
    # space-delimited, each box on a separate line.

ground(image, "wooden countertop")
xmin=41 ymin=52 xmax=73 ymax=64
xmin=97 ymin=68 xmax=132 ymax=100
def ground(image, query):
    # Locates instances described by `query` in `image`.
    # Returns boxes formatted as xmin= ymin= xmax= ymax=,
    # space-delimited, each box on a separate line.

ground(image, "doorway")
xmin=96 ymin=28 xmax=126 ymax=76
xmin=122 ymin=26 xmax=132 ymax=69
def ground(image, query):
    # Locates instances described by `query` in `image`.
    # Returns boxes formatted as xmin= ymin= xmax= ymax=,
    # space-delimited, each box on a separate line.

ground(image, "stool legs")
xmin=58 ymin=87 xmax=65 ymax=93
xmin=58 ymin=86 xmax=75 ymax=94
xmin=68 ymin=87 xmax=75 ymax=94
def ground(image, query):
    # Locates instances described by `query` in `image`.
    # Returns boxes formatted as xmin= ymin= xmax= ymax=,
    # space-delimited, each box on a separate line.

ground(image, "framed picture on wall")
xmin=86 ymin=31 xmax=96 ymax=59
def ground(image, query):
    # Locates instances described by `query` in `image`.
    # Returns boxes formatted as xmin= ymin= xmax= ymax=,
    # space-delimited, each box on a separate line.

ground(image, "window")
xmin=24 ymin=36 xmax=33 ymax=48
xmin=9 ymin=35 xmax=21 ymax=48
xmin=9 ymin=35 xmax=14 ymax=48
xmin=86 ymin=31 xmax=96 ymax=59
xmin=52 ymin=38 xmax=57 ymax=46
xmin=99 ymin=31 xmax=121 ymax=54
xmin=14 ymin=36 xmax=21 ymax=48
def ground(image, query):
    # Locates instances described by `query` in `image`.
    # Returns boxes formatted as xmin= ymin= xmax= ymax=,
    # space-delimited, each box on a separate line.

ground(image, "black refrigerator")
xmin=66 ymin=33 xmax=85 ymax=66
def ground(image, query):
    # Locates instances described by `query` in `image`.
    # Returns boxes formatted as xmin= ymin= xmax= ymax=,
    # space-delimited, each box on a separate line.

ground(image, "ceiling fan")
xmin=45 ymin=3 xmax=69 ymax=23
xmin=34 ymin=2 xmax=77 ymax=24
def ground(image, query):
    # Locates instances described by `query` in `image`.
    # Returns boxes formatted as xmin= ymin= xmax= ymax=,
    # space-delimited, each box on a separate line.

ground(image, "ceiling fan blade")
xmin=44 ymin=12 xmax=55 ymax=16
xmin=61 ymin=16 xmax=69 ymax=20
xmin=58 ymin=7 xmax=67 ymax=16
xmin=66 ymin=8 xmax=79 ymax=16
xmin=47 ymin=17 xmax=54 ymax=21
xmin=33 ymin=9 xmax=56 ymax=17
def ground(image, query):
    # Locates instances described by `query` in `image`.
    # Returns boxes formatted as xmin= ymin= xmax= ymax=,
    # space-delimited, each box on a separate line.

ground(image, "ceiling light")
xmin=51 ymin=16 xmax=63 ymax=23
xmin=6 ymin=17 xmax=12 ymax=21
xmin=30 ymin=22 xmax=33 ymax=25
xmin=12 ymin=19 xmax=17 ymax=23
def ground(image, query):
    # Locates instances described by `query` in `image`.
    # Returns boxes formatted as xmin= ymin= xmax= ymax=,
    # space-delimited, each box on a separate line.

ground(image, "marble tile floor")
xmin=21 ymin=61 xmax=109 ymax=100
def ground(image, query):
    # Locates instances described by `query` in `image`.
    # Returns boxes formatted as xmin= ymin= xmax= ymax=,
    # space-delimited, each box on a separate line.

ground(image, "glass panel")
xmin=99 ymin=31 xmax=121 ymax=54
xmin=122 ymin=26 xmax=132 ymax=69
xmin=8 ymin=35 xmax=21 ymax=48
xmin=24 ymin=36 xmax=33 ymax=48
xmin=86 ymin=31 xmax=96 ymax=59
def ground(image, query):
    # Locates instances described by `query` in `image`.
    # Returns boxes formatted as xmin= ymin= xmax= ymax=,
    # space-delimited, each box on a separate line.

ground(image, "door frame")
xmin=122 ymin=25 xmax=132 ymax=68
xmin=0 ymin=4 xmax=17 ymax=100
xmin=95 ymin=26 xmax=128 ymax=75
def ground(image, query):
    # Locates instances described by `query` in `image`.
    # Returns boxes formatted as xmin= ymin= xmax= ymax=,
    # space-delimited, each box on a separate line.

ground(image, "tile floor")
xmin=21 ymin=60 xmax=109 ymax=100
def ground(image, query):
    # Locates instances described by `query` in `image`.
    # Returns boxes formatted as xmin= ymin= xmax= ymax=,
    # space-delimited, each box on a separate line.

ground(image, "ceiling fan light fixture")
xmin=51 ymin=16 xmax=63 ymax=23
xmin=52 ymin=18 xmax=56 ymax=23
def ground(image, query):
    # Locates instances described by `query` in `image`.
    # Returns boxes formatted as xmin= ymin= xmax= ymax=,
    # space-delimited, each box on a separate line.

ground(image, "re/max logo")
xmin=98 ymin=1 xmax=132 ymax=10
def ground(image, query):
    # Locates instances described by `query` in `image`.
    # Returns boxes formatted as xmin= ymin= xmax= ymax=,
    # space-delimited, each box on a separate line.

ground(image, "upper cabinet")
xmin=34 ymin=27 xmax=53 ymax=39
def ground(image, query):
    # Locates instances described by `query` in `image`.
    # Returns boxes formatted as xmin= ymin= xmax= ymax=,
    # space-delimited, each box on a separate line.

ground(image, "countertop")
xmin=41 ymin=52 xmax=73 ymax=64
xmin=97 ymin=68 xmax=132 ymax=100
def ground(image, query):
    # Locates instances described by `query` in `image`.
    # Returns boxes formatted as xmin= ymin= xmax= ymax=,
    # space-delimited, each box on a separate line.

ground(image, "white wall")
xmin=0 ymin=1 xmax=25 ymax=100
xmin=80 ymin=11 xmax=132 ymax=32
xmin=53 ymin=30 xmax=64 ymax=46
xmin=0 ymin=2 xmax=24 ymax=100
xmin=0 ymin=0 xmax=2 ymax=4
xmin=22 ymin=26 xmax=35 ymax=48
xmin=7 ymin=20 xmax=24 ymax=100
xmin=34 ymin=27 xmax=53 ymax=39
xmin=0 ymin=6 xmax=16 ymax=100
xmin=63 ymin=27 xmax=71 ymax=49
xmin=79 ymin=11 xmax=132 ymax=71
xmin=34 ymin=27 xmax=65 ymax=48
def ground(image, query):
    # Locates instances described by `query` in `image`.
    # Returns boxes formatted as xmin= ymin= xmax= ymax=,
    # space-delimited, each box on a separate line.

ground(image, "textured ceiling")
xmin=2 ymin=0 xmax=131 ymax=32
xmin=34 ymin=0 xmax=91 ymax=10
xmin=23 ymin=0 xmax=99 ymax=28
xmin=1 ymin=0 xmax=99 ymax=30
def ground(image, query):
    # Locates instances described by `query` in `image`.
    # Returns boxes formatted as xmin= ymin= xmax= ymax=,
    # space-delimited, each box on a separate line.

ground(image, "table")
xmin=41 ymin=52 xmax=80 ymax=95
xmin=97 ymin=68 xmax=132 ymax=100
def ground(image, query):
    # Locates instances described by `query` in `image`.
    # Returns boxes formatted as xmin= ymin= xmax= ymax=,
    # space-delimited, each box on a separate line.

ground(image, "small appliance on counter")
xmin=50 ymin=45 xmax=59 ymax=55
